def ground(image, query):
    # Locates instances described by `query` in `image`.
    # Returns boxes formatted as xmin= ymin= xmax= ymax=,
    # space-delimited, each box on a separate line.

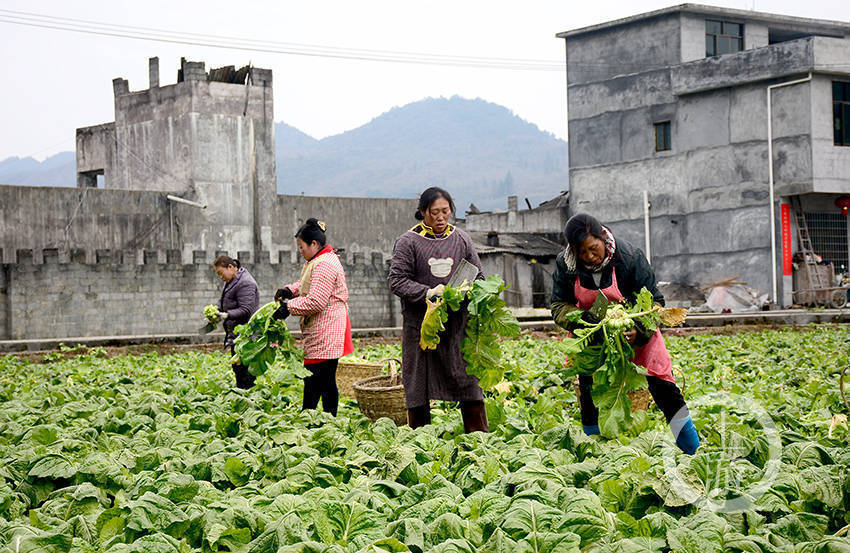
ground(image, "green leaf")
xmin=124 ymin=492 xmax=188 ymax=535
xmin=386 ymin=518 xmax=426 ymax=552
xmin=28 ymin=454 xmax=76 ymax=481
xmin=600 ymin=538 xmax=668 ymax=553
xmin=559 ymin=488 xmax=612 ymax=546
xmin=769 ymin=513 xmax=829 ymax=542
xmin=428 ymin=512 xmax=483 ymax=548
xmin=224 ymin=456 xmax=252 ymax=487
xmin=315 ymin=501 xmax=383 ymax=549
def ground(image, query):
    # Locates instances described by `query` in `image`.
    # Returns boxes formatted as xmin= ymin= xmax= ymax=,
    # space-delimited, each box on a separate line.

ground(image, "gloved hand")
xmin=587 ymin=328 xmax=605 ymax=347
xmin=218 ymin=312 xmax=229 ymax=320
xmin=580 ymin=309 xmax=600 ymax=325
xmin=275 ymin=288 xmax=294 ymax=301
xmin=272 ymin=302 xmax=290 ymax=320
xmin=426 ymin=284 xmax=445 ymax=300
xmin=633 ymin=319 xmax=652 ymax=346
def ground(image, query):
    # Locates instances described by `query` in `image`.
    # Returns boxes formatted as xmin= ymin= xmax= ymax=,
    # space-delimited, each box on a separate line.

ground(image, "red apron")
xmin=571 ymin=272 xmax=675 ymax=383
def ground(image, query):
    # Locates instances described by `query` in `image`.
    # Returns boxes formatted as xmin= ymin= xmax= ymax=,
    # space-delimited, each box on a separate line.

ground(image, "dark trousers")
xmin=229 ymin=344 xmax=256 ymax=389
xmin=578 ymin=374 xmax=688 ymax=426
xmin=408 ymin=400 xmax=489 ymax=433
xmin=303 ymin=359 xmax=339 ymax=416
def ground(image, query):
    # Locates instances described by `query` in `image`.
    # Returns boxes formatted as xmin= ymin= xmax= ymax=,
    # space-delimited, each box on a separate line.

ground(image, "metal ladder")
xmin=789 ymin=196 xmax=827 ymax=291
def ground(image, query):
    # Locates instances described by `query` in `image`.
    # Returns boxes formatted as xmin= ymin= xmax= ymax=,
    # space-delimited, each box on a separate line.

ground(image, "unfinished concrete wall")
xmin=0 ymin=187 xmax=177 ymax=262
xmin=0 ymin=249 xmax=396 ymax=340
xmin=76 ymin=123 xmax=116 ymax=188
xmin=811 ymin=72 xmax=850 ymax=193
xmin=465 ymin=195 xmax=566 ymax=237
xmin=0 ymin=184 xmax=417 ymax=268
xmin=268 ymin=194 xmax=417 ymax=261
xmin=564 ymin=13 xmax=682 ymax=85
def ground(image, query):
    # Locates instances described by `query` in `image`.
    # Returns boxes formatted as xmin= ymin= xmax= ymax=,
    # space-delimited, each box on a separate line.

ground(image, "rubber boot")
xmin=460 ymin=401 xmax=489 ymax=433
xmin=583 ymin=424 xmax=600 ymax=436
xmin=408 ymin=404 xmax=431 ymax=429
xmin=670 ymin=414 xmax=700 ymax=455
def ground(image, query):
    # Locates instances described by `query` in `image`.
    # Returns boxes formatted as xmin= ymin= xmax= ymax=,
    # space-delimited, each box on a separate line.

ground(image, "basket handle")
xmin=380 ymin=357 xmax=402 ymax=385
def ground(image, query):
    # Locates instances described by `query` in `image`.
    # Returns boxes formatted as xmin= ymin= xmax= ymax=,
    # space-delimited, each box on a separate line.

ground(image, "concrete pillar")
xmin=182 ymin=60 xmax=206 ymax=82
xmin=507 ymin=195 xmax=518 ymax=230
xmin=149 ymin=57 xmax=160 ymax=89
xmin=112 ymin=78 xmax=129 ymax=98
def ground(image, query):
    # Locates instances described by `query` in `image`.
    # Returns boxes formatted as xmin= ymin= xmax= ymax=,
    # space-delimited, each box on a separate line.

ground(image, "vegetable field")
xmin=0 ymin=326 xmax=848 ymax=552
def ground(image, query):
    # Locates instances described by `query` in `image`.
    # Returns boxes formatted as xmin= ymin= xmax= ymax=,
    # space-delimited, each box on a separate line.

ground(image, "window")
xmin=805 ymin=212 xmax=849 ymax=273
xmin=834 ymin=81 xmax=850 ymax=146
xmin=654 ymin=121 xmax=671 ymax=152
xmin=706 ymin=20 xmax=743 ymax=56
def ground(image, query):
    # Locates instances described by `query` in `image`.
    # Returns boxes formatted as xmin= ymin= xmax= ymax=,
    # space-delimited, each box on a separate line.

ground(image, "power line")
xmin=0 ymin=9 xmax=565 ymax=72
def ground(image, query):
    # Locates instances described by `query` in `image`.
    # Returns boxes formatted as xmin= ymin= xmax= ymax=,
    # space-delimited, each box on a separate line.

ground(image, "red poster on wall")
xmin=781 ymin=204 xmax=792 ymax=276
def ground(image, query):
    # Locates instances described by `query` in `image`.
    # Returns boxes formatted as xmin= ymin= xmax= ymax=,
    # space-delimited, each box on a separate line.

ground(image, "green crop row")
xmin=0 ymin=326 xmax=846 ymax=552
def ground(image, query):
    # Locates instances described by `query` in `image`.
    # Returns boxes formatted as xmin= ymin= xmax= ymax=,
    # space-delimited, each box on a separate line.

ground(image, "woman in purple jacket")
xmin=388 ymin=187 xmax=488 ymax=433
xmin=213 ymin=256 xmax=259 ymax=389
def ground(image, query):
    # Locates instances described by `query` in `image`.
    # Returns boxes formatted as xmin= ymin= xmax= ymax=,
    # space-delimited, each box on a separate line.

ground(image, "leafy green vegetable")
xmin=203 ymin=304 xmax=221 ymax=323
xmin=559 ymin=288 xmax=686 ymax=438
xmin=232 ymin=301 xmax=305 ymax=377
xmin=461 ymin=277 xmax=521 ymax=389
xmin=419 ymin=275 xmax=520 ymax=389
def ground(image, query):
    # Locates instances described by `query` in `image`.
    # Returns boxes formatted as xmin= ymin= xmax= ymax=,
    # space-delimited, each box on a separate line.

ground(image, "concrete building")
xmin=76 ymin=58 xmax=277 ymax=258
xmin=558 ymin=4 xmax=850 ymax=306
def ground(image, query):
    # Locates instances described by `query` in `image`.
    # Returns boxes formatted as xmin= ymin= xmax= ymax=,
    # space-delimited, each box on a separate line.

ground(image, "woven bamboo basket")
xmin=336 ymin=360 xmax=384 ymax=399
xmin=353 ymin=359 xmax=406 ymax=426
xmin=572 ymin=366 xmax=687 ymax=413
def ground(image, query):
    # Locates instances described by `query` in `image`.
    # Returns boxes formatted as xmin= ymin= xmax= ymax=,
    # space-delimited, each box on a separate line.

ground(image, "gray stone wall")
xmin=0 ymin=248 xmax=396 ymax=340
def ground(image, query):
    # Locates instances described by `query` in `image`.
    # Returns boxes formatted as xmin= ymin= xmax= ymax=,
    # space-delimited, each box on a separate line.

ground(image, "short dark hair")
xmin=295 ymin=218 xmax=327 ymax=246
xmin=212 ymin=255 xmax=240 ymax=269
xmin=415 ymin=187 xmax=456 ymax=221
xmin=565 ymin=213 xmax=604 ymax=251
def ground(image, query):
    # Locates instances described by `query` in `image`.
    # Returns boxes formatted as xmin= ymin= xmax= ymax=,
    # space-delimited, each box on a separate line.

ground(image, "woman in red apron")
xmin=550 ymin=213 xmax=699 ymax=454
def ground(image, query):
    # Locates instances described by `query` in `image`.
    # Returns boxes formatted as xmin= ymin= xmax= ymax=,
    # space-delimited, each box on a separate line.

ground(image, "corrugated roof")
xmin=468 ymin=232 xmax=564 ymax=257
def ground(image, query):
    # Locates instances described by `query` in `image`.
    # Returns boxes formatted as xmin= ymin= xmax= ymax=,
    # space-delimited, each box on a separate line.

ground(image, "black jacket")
xmin=550 ymin=236 xmax=664 ymax=308
xmin=219 ymin=267 xmax=259 ymax=342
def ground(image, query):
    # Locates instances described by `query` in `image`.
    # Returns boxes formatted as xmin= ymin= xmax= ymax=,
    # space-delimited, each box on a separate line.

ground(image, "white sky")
xmin=0 ymin=0 xmax=847 ymax=161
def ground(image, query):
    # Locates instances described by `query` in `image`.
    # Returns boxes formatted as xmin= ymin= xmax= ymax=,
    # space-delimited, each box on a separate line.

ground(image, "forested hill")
xmin=276 ymin=96 xmax=569 ymax=212
xmin=0 ymin=98 xmax=569 ymax=212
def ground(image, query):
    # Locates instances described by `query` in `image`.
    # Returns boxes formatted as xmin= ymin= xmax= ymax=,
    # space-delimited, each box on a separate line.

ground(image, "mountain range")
xmin=0 ymin=96 xmax=569 ymax=212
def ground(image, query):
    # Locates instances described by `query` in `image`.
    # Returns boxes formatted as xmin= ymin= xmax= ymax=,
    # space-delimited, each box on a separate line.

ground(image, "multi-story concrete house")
xmin=558 ymin=4 xmax=850 ymax=306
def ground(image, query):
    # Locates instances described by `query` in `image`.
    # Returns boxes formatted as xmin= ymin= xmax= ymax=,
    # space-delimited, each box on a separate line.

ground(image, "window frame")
xmin=706 ymin=19 xmax=744 ymax=57
xmin=654 ymin=121 xmax=672 ymax=152
xmin=834 ymin=81 xmax=850 ymax=147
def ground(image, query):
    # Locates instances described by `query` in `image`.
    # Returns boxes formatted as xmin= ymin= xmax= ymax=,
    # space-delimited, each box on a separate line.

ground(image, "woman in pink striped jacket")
xmin=272 ymin=218 xmax=353 ymax=415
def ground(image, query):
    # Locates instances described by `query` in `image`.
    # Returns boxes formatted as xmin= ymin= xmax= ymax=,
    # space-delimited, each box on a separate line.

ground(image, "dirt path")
xmin=6 ymin=323 xmax=846 ymax=364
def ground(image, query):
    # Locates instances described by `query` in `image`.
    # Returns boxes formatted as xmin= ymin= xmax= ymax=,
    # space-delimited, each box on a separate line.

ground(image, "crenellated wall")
xmin=0 ymin=247 xmax=397 ymax=340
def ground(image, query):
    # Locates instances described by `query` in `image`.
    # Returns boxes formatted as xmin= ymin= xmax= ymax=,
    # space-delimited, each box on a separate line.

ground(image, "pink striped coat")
xmin=286 ymin=250 xmax=351 ymax=359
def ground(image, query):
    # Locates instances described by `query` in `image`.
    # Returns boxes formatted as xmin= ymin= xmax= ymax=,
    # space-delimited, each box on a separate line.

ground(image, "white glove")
xmin=426 ymin=284 xmax=445 ymax=300
xmin=218 ymin=311 xmax=229 ymax=320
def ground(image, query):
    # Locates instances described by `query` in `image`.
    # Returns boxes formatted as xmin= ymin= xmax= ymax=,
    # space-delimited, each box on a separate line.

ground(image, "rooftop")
xmin=556 ymin=3 xmax=850 ymax=39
